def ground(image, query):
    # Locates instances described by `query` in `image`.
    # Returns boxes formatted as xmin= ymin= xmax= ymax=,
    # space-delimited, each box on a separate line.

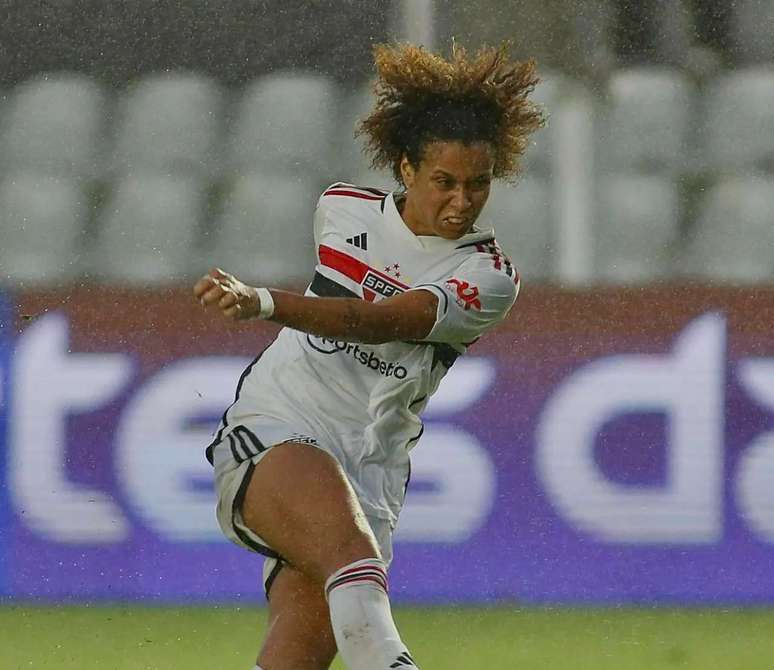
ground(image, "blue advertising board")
xmin=2 ymin=286 xmax=774 ymax=604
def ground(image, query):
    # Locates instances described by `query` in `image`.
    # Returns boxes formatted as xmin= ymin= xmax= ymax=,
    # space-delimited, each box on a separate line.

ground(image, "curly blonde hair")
xmin=356 ymin=42 xmax=546 ymax=185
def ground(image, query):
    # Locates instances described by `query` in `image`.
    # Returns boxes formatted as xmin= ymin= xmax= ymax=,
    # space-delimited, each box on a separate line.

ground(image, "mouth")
xmin=443 ymin=217 xmax=468 ymax=227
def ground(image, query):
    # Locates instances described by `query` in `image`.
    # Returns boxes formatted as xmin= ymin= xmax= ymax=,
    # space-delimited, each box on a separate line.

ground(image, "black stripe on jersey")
xmin=366 ymin=187 xmax=389 ymax=196
xmin=310 ymin=271 xmax=359 ymax=299
xmin=437 ymin=286 xmax=449 ymax=315
xmin=414 ymin=283 xmax=448 ymax=317
xmin=205 ymin=347 xmax=269 ymax=466
xmin=402 ymin=338 xmax=460 ymax=370
xmin=380 ymin=196 xmax=386 ymax=213
xmin=327 ymin=183 xmax=388 ymax=198
xmin=345 ymin=184 xmax=389 ymax=198
xmin=431 ymin=343 xmax=460 ymax=369
xmin=358 ymin=186 xmax=389 ymax=197
xmin=455 ymin=237 xmax=495 ymax=249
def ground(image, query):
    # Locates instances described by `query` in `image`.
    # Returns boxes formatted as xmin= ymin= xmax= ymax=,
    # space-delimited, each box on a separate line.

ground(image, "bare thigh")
xmin=240 ymin=441 xmax=381 ymax=584
xmin=257 ymin=565 xmax=337 ymax=670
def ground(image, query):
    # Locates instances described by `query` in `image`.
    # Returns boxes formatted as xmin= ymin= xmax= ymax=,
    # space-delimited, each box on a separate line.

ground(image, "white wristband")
xmin=255 ymin=288 xmax=275 ymax=319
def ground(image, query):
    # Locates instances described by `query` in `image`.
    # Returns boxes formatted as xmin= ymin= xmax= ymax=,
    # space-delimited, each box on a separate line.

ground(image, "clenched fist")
xmin=193 ymin=268 xmax=261 ymax=320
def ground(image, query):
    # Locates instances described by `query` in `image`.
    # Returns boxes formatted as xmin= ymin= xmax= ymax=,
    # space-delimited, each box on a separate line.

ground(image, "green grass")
xmin=1 ymin=605 xmax=773 ymax=669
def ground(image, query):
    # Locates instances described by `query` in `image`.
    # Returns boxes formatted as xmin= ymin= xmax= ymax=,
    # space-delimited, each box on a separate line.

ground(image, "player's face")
xmin=400 ymin=141 xmax=494 ymax=240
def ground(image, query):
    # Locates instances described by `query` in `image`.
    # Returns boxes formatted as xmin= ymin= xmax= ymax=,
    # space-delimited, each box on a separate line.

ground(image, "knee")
xmin=307 ymin=527 xmax=381 ymax=585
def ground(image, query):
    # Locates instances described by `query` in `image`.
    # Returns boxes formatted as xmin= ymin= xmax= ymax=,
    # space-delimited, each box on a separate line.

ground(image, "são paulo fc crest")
xmin=446 ymin=278 xmax=481 ymax=311
xmin=363 ymin=270 xmax=404 ymax=299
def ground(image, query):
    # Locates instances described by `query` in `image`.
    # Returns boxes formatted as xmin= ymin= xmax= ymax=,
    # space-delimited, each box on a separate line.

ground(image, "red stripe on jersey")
xmin=318 ymin=245 xmax=410 ymax=291
xmin=329 ymin=182 xmax=389 ymax=196
xmin=319 ymin=244 xmax=369 ymax=283
xmin=323 ymin=189 xmax=384 ymax=201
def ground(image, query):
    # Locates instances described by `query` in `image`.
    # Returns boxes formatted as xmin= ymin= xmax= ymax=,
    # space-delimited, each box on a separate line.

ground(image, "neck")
xmin=396 ymin=192 xmax=434 ymax=236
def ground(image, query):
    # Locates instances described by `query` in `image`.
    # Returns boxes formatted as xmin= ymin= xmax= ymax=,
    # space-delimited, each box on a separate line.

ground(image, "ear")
xmin=400 ymin=155 xmax=415 ymax=188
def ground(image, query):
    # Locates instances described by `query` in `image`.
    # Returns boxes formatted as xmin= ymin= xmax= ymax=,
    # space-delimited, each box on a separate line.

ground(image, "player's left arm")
xmin=194 ymin=267 xmax=438 ymax=344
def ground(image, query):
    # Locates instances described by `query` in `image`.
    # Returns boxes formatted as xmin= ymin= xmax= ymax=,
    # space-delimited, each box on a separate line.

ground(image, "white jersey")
xmin=207 ymin=183 xmax=520 ymax=527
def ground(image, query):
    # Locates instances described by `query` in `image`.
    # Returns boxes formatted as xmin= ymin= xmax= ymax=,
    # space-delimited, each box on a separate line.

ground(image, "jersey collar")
xmin=384 ymin=192 xmax=496 ymax=251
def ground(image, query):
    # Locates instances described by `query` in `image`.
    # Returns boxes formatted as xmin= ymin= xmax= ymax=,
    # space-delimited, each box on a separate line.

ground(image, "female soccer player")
xmin=194 ymin=42 xmax=544 ymax=670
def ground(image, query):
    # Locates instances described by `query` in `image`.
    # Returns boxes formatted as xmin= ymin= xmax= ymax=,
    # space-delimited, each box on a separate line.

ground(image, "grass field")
xmin=1 ymin=605 xmax=773 ymax=669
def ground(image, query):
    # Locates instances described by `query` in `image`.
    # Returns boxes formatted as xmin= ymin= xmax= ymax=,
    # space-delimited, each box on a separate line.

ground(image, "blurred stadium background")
xmin=1 ymin=1 xmax=774 ymax=668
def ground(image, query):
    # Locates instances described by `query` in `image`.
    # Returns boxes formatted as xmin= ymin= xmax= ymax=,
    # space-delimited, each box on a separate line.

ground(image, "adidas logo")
xmin=390 ymin=652 xmax=418 ymax=668
xmin=346 ymin=232 xmax=368 ymax=250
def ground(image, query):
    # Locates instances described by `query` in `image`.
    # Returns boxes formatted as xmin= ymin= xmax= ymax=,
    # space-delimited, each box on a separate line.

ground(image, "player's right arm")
xmin=195 ymin=187 xmax=519 ymax=344
xmin=193 ymin=267 xmax=439 ymax=344
xmin=195 ymin=184 xmax=444 ymax=344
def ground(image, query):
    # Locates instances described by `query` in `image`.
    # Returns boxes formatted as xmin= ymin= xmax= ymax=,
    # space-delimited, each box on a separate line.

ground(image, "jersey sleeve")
xmin=411 ymin=259 xmax=520 ymax=344
xmin=313 ymin=182 xmax=384 ymax=251
xmin=310 ymin=185 xmax=363 ymax=297
xmin=312 ymin=185 xmax=341 ymax=249
xmin=310 ymin=183 xmax=388 ymax=299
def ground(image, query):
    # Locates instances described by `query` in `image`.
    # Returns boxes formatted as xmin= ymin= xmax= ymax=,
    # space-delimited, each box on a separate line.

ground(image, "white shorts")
xmin=210 ymin=414 xmax=394 ymax=598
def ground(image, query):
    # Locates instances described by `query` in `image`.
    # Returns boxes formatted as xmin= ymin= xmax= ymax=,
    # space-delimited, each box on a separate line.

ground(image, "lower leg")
xmin=326 ymin=558 xmax=419 ymax=670
xmin=257 ymin=566 xmax=337 ymax=670
xmin=241 ymin=443 xmax=419 ymax=669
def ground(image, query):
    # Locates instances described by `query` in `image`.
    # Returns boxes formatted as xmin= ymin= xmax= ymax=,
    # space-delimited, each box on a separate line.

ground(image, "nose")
xmin=450 ymin=185 xmax=473 ymax=212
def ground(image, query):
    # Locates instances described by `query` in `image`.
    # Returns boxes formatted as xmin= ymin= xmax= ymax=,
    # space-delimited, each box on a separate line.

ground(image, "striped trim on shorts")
xmin=209 ymin=415 xmax=394 ymax=599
